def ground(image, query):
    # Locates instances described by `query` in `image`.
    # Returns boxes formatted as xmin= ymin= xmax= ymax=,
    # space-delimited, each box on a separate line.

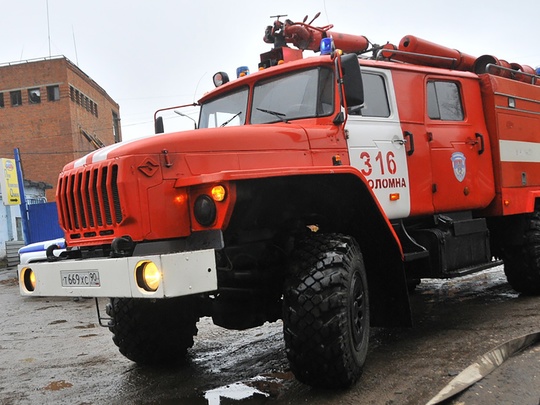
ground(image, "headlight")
xmin=21 ymin=267 xmax=36 ymax=292
xmin=135 ymin=261 xmax=161 ymax=292
xmin=194 ymin=195 xmax=217 ymax=226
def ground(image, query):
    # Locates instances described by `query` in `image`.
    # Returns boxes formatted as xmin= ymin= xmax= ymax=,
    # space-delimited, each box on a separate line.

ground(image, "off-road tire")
xmin=503 ymin=211 xmax=540 ymax=294
xmin=106 ymin=297 xmax=199 ymax=365
xmin=283 ymin=233 xmax=369 ymax=388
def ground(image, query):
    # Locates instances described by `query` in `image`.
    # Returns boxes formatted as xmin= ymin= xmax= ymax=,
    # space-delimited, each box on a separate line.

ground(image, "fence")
xmin=28 ymin=202 xmax=63 ymax=244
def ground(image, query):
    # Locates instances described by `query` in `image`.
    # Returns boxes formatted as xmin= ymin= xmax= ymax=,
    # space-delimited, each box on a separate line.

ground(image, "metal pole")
xmin=14 ymin=148 xmax=30 ymax=244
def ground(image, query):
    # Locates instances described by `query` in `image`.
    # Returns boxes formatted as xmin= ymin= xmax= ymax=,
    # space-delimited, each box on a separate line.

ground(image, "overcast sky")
xmin=3 ymin=0 xmax=540 ymax=140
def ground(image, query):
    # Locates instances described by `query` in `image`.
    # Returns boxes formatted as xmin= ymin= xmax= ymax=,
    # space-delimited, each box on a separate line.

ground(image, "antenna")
xmin=323 ymin=0 xmax=330 ymax=25
xmin=193 ymin=72 xmax=207 ymax=103
xmin=46 ymin=0 xmax=51 ymax=57
xmin=72 ymin=26 xmax=79 ymax=65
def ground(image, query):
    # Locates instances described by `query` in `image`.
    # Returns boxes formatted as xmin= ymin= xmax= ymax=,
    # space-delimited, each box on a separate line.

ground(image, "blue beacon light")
xmin=236 ymin=66 xmax=250 ymax=78
xmin=320 ymin=38 xmax=334 ymax=55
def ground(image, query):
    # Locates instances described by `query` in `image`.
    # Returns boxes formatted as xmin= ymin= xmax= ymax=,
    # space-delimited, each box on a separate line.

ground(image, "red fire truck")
xmin=19 ymin=14 xmax=540 ymax=388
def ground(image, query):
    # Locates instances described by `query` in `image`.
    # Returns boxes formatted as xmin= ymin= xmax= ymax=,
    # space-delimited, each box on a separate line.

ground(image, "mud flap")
xmin=426 ymin=331 xmax=540 ymax=405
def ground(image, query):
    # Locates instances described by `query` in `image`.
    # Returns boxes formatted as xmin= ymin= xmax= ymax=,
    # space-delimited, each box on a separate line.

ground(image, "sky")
xmin=3 ymin=0 xmax=540 ymax=140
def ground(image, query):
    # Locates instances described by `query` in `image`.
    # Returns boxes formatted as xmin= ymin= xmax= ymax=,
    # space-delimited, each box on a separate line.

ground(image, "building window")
xmin=112 ymin=111 xmax=120 ymax=143
xmin=10 ymin=90 xmax=22 ymax=106
xmin=0 ymin=93 xmax=4 ymax=108
xmin=28 ymin=88 xmax=41 ymax=104
xmin=16 ymin=217 xmax=23 ymax=241
xmin=47 ymin=85 xmax=60 ymax=101
xmin=69 ymin=85 xmax=99 ymax=117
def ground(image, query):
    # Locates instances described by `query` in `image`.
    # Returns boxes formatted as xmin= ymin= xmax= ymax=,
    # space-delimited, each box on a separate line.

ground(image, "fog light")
xmin=21 ymin=267 xmax=36 ymax=292
xmin=194 ymin=195 xmax=217 ymax=226
xmin=211 ymin=185 xmax=226 ymax=202
xmin=135 ymin=261 xmax=161 ymax=292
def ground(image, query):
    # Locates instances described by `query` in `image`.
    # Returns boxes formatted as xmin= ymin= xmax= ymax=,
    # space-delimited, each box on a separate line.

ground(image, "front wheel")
xmin=106 ymin=297 xmax=199 ymax=365
xmin=283 ymin=233 xmax=369 ymax=388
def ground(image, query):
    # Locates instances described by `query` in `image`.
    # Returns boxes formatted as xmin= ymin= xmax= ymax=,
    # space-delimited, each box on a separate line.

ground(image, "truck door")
xmin=425 ymin=78 xmax=495 ymax=212
xmin=346 ymin=68 xmax=411 ymax=220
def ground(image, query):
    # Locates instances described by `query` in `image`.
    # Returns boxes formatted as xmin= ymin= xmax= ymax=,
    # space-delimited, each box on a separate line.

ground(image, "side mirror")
xmin=155 ymin=116 xmax=164 ymax=134
xmin=341 ymin=53 xmax=364 ymax=108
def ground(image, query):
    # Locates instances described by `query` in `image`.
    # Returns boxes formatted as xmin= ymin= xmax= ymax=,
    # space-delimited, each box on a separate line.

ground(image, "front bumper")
xmin=18 ymin=249 xmax=217 ymax=298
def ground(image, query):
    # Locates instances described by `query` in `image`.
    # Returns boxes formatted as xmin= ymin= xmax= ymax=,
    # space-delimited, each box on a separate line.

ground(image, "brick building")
xmin=0 ymin=56 xmax=121 ymax=201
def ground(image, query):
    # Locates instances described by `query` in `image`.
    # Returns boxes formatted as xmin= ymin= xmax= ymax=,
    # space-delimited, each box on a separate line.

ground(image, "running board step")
xmin=440 ymin=259 xmax=503 ymax=279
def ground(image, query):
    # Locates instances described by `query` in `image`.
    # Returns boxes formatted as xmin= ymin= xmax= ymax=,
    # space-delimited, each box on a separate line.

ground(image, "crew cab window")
xmin=199 ymin=87 xmax=248 ymax=128
xmin=250 ymin=67 xmax=333 ymax=124
xmin=427 ymin=81 xmax=464 ymax=121
xmin=351 ymin=73 xmax=390 ymax=117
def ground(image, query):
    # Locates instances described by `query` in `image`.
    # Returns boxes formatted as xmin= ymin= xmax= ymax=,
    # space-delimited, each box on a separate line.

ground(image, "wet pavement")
xmin=1 ymin=264 xmax=539 ymax=405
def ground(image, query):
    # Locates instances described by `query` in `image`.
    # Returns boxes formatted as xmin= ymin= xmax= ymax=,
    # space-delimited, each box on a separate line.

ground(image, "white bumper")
xmin=18 ymin=249 xmax=217 ymax=298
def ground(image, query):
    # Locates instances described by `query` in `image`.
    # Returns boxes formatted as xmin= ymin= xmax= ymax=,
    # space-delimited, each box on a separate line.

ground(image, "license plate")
xmin=61 ymin=271 xmax=101 ymax=287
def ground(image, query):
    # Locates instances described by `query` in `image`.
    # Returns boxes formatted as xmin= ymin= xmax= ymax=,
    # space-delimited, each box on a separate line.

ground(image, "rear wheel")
xmin=503 ymin=211 xmax=540 ymax=294
xmin=283 ymin=233 xmax=369 ymax=388
xmin=106 ymin=297 xmax=199 ymax=365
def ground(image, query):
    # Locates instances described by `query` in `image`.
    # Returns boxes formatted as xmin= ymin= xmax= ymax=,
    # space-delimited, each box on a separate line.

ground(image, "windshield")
xmin=251 ymin=67 xmax=334 ymax=124
xmin=199 ymin=87 xmax=248 ymax=128
xmin=198 ymin=68 xmax=334 ymax=128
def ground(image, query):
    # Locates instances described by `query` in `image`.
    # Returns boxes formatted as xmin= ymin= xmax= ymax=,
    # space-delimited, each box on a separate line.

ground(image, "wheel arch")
xmin=227 ymin=171 xmax=412 ymax=327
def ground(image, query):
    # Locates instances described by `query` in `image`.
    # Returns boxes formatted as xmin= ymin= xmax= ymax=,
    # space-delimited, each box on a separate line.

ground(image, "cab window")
xmin=427 ymin=81 xmax=464 ymax=121
xmin=351 ymin=73 xmax=390 ymax=117
xmin=199 ymin=87 xmax=248 ymax=128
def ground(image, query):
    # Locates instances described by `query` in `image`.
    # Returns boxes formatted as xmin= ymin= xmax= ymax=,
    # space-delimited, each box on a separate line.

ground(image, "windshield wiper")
xmin=220 ymin=111 xmax=242 ymax=127
xmin=256 ymin=108 xmax=289 ymax=123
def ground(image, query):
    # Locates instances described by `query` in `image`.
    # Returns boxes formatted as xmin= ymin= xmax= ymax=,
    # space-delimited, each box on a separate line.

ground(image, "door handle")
xmin=404 ymin=131 xmax=415 ymax=156
xmin=475 ymin=133 xmax=485 ymax=155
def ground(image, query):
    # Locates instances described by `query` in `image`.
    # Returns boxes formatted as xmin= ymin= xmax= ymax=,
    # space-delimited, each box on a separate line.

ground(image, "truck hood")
xmin=68 ymin=124 xmax=310 ymax=170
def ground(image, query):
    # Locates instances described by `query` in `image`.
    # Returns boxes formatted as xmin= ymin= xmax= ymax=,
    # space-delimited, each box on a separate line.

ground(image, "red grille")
xmin=58 ymin=163 xmax=123 ymax=237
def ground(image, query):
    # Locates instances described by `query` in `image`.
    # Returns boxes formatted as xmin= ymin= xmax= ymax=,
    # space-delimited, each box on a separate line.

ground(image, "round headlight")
xmin=21 ymin=267 xmax=36 ymax=292
xmin=135 ymin=261 xmax=161 ymax=292
xmin=194 ymin=195 xmax=217 ymax=226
